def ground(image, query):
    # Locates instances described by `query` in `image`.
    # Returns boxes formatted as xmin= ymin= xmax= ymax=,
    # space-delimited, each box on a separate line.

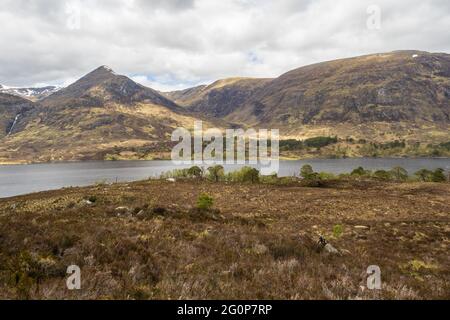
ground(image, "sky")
xmin=0 ymin=0 xmax=449 ymax=91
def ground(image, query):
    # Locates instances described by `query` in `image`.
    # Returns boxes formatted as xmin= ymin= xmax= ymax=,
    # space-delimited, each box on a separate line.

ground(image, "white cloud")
xmin=0 ymin=0 xmax=449 ymax=91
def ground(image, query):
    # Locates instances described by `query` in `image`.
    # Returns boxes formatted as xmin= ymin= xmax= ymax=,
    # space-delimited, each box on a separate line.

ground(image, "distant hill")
xmin=0 ymin=85 xmax=59 ymax=101
xmin=232 ymin=50 xmax=450 ymax=127
xmin=166 ymin=50 xmax=450 ymax=142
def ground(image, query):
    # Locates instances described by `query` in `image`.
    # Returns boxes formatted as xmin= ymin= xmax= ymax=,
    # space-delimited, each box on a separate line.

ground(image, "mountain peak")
xmin=97 ymin=65 xmax=116 ymax=74
xmin=41 ymin=65 xmax=180 ymax=110
xmin=84 ymin=65 xmax=118 ymax=80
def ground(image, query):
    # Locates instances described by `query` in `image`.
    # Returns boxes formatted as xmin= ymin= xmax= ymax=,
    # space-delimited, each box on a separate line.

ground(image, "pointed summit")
xmin=100 ymin=65 xmax=114 ymax=72
xmin=75 ymin=65 xmax=119 ymax=85
xmin=92 ymin=65 xmax=116 ymax=75
xmin=41 ymin=66 xmax=179 ymax=110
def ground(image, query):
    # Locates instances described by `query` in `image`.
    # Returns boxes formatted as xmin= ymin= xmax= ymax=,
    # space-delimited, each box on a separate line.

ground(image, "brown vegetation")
xmin=0 ymin=179 xmax=448 ymax=299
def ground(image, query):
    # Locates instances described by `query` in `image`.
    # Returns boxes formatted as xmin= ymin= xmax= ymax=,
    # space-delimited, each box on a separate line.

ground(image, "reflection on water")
xmin=0 ymin=158 xmax=449 ymax=198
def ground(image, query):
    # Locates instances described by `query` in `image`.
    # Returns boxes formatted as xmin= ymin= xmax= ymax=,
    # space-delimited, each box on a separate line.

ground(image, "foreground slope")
xmin=0 ymin=179 xmax=448 ymax=299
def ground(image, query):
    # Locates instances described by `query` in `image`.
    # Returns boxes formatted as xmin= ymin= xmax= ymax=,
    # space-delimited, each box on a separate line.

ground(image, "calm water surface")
xmin=0 ymin=158 xmax=449 ymax=198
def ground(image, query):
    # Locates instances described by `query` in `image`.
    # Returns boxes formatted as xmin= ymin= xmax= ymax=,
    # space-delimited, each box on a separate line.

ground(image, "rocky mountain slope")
xmin=0 ymin=67 xmax=215 ymax=163
xmin=232 ymin=51 xmax=450 ymax=126
xmin=165 ymin=77 xmax=271 ymax=118
xmin=167 ymin=50 xmax=450 ymax=141
xmin=41 ymin=66 xmax=179 ymax=110
xmin=0 ymin=93 xmax=34 ymax=140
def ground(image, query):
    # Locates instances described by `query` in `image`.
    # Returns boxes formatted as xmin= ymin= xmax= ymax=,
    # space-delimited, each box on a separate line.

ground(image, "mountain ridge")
xmin=1 ymin=50 xmax=450 ymax=163
xmin=165 ymin=50 xmax=450 ymax=128
xmin=0 ymin=85 xmax=60 ymax=101
xmin=0 ymin=66 xmax=216 ymax=163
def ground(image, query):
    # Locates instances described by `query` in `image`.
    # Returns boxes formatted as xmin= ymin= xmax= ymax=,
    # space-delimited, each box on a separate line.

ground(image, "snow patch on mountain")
xmin=0 ymin=85 xmax=61 ymax=100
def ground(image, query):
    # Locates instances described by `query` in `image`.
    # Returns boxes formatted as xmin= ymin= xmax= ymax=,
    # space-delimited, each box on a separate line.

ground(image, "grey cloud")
xmin=0 ymin=0 xmax=449 ymax=90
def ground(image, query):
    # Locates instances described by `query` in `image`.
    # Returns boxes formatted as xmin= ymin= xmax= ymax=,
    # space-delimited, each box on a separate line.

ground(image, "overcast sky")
xmin=0 ymin=0 xmax=449 ymax=91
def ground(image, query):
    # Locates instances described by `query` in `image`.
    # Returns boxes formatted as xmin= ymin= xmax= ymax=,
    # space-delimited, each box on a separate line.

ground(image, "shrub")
xmin=373 ymin=170 xmax=392 ymax=181
xmin=88 ymin=196 xmax=97 ymax=203
xmin=259 ymin=173 xmax=279 ymax=184
xmin=333 ymin=224 xmax=344 ymax=238
xmin=390 ymin=166 xmax=408 ymax=181
xmin=187 ymin=166 xmax=202 ymax=179
xmin=318 ymin=172 xmax=336 ymax=180
xmin=415 ymin=169 xmax=433 ymax=182
xmin=197 ymin=193 xmax=214 ymax=211
xmin=351 ymin=166 xmax=371 ymax=177
xmin=226 ymin=166 xmax=260 ymax=183
xmin=300 ymin=164 xmax=316 ymax=180
xmin=431 ymin=168 xmax=446 ymax=182
xmin=207 ymin=165 xmax=224 ymax=182
xmin=241 ymin=167 xmax=260 ymax=183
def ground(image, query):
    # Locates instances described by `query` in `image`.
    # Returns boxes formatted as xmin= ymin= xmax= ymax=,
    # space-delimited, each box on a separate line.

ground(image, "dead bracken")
xmin=0 ymin=179 xmax=449 ymax=299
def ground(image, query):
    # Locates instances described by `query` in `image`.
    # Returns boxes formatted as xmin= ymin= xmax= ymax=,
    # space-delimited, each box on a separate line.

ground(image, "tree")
xmin=300 ymin=164 xmax=316 ymax=180
xmin=373 ymin=170 xmax=391 ymax=181
xmin=431 ymin=168 xmax=446 ymax=182
xmin=351 ymin=166 xmax=369 ymax=176
xmin=207 ymin=165 xmax=224 ymax=182
xmin=187 ymin=166 xmax=202 ymax=179
xmin=415 ymin=169 xmax=433 ymax=182
xmin=390 ymin=166 xmax=408 ymax=181
xmin=241 ymin=167 xmax=260 ymax=183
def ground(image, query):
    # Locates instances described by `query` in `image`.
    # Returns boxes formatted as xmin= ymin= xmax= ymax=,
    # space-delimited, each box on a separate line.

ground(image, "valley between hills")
xmin=1 ymin=50 xmax=450 ymax=164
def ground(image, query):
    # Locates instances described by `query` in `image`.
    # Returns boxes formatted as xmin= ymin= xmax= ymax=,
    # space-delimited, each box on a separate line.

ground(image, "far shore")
xmin=2 ymin=155 xmax=450 ymax=166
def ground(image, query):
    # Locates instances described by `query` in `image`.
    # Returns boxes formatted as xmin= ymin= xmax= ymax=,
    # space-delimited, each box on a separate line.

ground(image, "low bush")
xmin=226 ymin=166 xmax=260 ymax=183
xmin=431 ymin=168 xmax=446 ymax=182
xmin=373 ymin=170 xmax=392 ymax=181
xmin=333 ymin=224 xmax=344 ymax=238
xmin=207 ymin=165 xmax=225 ymax=182
xmin=351 ymin=166 xmax=371 ymax=177
xmin=390 ymin=166 xmax=408 ymax=181
xmin=197 ymin=193 xmax=214 ymax=211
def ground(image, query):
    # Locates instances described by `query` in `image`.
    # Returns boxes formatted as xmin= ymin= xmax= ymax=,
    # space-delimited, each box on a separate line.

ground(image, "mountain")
xmin=0 ymin=66 xmax=215 ymax=163
xmin=165 ymin=77 xmax=271 ymax=119
xmin=168 ymin=50 xmax=450 ymax=141
xmin=2 ymin=50 xmax=450 ymax=163
xmin=233 ymin=50 xmax=450 ymax=126
xmin=41 ymin=66 xmax=178 ymax=109
xmin=0 ymin=85 xmax=60 ymax=101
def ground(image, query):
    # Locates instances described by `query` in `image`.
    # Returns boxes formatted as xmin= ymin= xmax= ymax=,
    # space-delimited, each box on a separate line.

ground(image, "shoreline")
xmin=2 ymin=155 xmax=450 ymax=166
